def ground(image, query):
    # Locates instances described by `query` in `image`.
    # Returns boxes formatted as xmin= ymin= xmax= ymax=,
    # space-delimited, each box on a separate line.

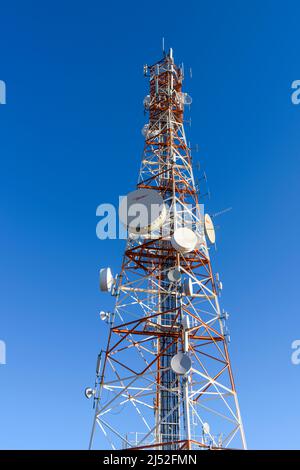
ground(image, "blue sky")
xmin=0 ymin=0 xmax=300 ymax=449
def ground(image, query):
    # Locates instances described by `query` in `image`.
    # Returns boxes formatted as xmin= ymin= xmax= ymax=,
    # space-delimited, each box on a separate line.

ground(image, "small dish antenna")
xmin=142 ymin=124 xmax=159 ymax=139
xmin=204 ymin=214 xmax=216 ymax=244
xmin=99 ymin=311 xmax=110 ymax=322
xmin=171 ymin=352 xmax=192 ymax=375
xmin=99 ymin=267 xmax=114 ymax=292
xmin=167 ymin=268 xmax=181 ymax=283
xmin=84 ymin=387 xmax=96 ymax=399
xmin=171 ymin=227 xmax=197 ymax=253
xmin=119 ymin=188 xmax=167 ymax=234
xmin=181 ymin=92 xmax=192 ymax=105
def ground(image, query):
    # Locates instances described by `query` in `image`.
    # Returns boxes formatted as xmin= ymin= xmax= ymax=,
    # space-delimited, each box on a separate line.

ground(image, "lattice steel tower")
xmin=88 ymin=49 xmax=246 ymax=450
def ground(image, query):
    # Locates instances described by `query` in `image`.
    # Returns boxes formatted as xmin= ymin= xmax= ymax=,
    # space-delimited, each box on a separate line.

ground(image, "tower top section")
xmin=143 ymin=48 xmax=190 ymax=133
xmin=144 ymin=48 xmax=183 ymax=84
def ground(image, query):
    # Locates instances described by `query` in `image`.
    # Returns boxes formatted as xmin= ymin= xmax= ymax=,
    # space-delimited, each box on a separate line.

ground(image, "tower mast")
xmin=88 ymin=49 xmax=246 ymax=450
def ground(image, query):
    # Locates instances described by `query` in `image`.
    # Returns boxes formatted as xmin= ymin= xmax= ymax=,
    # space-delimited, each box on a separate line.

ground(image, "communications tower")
xmin=87 ymin=49 xmax=246 ymax=450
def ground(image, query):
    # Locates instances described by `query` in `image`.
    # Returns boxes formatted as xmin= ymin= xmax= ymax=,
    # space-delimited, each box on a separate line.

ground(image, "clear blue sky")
xmin=0 ymin=0 xmax=299 ymax=449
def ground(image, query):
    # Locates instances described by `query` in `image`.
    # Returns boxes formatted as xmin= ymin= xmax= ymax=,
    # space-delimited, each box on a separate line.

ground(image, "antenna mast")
xmin=88 ymin=49 xmax=246 ymax=450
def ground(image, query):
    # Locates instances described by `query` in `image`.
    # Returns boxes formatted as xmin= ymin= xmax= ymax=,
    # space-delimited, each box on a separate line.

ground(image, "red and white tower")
xmin=88 ymin=49 xmax=246 ymax=450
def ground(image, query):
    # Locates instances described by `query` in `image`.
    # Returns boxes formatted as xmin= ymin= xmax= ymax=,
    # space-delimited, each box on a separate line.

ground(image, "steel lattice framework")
xmin=89 ymin=50 xmax=246 ymax=450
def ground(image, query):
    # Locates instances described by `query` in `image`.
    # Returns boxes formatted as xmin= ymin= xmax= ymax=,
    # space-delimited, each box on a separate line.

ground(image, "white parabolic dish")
xmin=119 ymin=188 xmax=167 ymax=234
xmin=99 ymin=311 xmax=109 ymax=321
xmin=171 ymin=352 xmax=192 ymax=375
xmin=204 ymin=213 xmax=215 ymax=244
xmin=167 ymin=268 xmax=181 ymax=283
xmin=171 ymin=227 xmax=197 ymax=253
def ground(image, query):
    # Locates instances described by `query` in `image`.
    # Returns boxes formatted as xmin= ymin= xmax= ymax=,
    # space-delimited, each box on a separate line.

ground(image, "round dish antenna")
xmin=167 ymin=268 xmax=181 ymax=283
xmin=204 ymin=214 xmax=216 ymax=244
xmin=119 ymin=188 xmax=167 ymax=234
xmin=99 ymin=311 xmax=110 ymax=322
xmin=99 ymin=267 xmax=114 ymax=292
xmin=84 ymin=387 xmax=96 ymax=399
xmin=171 ymin=352 xmax=192 ymax=375
xmin=171 ymin=227 xmax=197 ymax=253
xmin=178 ymin=92 xmax=192 ymax=105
